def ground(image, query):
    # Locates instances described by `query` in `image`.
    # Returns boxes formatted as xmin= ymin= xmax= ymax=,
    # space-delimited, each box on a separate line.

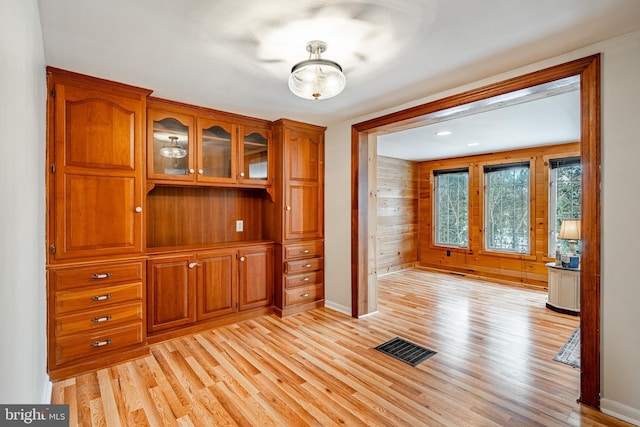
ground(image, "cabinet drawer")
xmin=53 ymin=262 xmax=143 ymax=291
xmin=284 ymin=241 xmax=323 ymax=260
xmin=54 ymin=322 xmax=144 ymax=366
xmin=284 ymin=271 xmax=323 ymax=289
xmin=55 ymin=282 xmax=143 ymax=314
xmin=55 ymin=302 xmax=143 ymax=337
xmin=285 ymin=257 xmax=323 ymax=274
xmin=285 ymin=284 xmax=323 ymax=306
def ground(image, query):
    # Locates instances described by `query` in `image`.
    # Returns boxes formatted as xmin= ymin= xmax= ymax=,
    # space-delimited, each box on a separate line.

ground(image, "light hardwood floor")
xmin=52 ymin=269 xmax=631 ymax=426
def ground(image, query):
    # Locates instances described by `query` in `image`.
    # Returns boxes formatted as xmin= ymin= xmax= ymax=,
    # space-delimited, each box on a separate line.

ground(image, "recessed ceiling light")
xmin=436 ymin=131 xmax=452 ymax=136
xmin=468 ymin=142 xmax=480 ymax=147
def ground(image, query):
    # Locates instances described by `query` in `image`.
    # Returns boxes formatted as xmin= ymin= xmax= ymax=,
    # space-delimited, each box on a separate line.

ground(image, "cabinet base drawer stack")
xmin=47 ymin=260 xmax=147 ymax=380
xmin=275 ymin=240 xmax=325 ymax=316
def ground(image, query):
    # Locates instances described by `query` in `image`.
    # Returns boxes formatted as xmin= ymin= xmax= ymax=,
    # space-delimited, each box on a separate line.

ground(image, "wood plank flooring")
xmin=51 ymin=269 xmax=631 ymax=426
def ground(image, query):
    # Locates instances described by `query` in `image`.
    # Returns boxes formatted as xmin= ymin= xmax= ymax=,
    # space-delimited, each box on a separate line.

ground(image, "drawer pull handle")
xmin=304 ymin=263 xmax=312 ymax=268
xmin=239 ymin=256 xmax=246 ymax=262
xmin=302 ymin=277 xmax=310 ymax=282
xmin=301 ymin=249 xmax=310 ymax=254
xmin=92 ymin=315 xmax=112 ymax=323
xmin=91 ymin=339 xmax=112 ymax=347
xmin=91 ymin=294 xmax=112 ymax=302
xmin=301 ymin=293 xmax=310 ymax=297
xmin=188 ymin=262 xmax=198 ymax=269
xmin=91 ymin=273 xmax=112 ymax=280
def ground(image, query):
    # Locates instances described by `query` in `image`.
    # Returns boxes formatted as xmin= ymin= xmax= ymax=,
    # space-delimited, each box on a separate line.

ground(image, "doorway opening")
xmin=351 ymin=55 xmax=601 ymax=408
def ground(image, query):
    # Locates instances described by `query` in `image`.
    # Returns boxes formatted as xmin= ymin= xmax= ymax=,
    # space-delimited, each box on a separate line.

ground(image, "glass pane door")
xmin=199 ymin=121 xmax=235 ymax=181
xmin=150 ymin=114 xmax=192 ymax=180
xmin=242 ymin=129 xmax=269 ymax=181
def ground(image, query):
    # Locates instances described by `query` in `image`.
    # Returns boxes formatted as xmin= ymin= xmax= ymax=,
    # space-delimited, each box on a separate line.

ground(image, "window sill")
xmin=477 ymin=249 xmax=537 ymax=261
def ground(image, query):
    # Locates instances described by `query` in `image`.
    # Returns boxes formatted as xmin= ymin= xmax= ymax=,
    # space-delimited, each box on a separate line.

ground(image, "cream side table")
xmin=546 ymin=262 xmax=580 ymax=315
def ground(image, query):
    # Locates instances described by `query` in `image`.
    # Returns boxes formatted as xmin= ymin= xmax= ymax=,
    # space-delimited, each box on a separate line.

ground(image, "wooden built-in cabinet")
xmin=238 ymin=245 xmax=274 ymax=310
xmin=278 ymin=240 xmax=324 ymax=314
xmin=147 ymin=254 xmax=196 ymax=333
xmin=46 ymin=67 xmax=152 ymax=379
xmin=45 ymin=68 xmax=325 ymax=379
xmin=269 ymin=120 xmax=326 ymax=316
xmin=47 ymin=68 xmax=149 ymax=262
xmin=147 ymin=243 xmax=273 ymax=334
xmin=147 ymin=98 xmax=271 ymax=188
xmin=48 ymin=261 xmax=146 ymax=373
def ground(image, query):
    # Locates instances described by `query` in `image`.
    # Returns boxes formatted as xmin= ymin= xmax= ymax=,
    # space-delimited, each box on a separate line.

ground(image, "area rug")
xmin=553 ymin=327 xmax=580 ymax=368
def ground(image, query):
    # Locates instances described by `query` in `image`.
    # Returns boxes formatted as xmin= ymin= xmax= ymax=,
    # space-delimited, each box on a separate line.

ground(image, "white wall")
xmin=599 ymin=31 xmax=640 ymax=424
xmin=0 ymin=0 xmax=48 ymax=403
xmin=324 ymin=30 xmax=640 ymax=423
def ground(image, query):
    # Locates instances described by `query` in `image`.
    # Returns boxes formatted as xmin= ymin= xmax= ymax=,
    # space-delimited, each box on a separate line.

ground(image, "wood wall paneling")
xmin=418 ymin=142 xmax=580 ymax=288
xmin=376 ymin=156 xmax=419 ymax=275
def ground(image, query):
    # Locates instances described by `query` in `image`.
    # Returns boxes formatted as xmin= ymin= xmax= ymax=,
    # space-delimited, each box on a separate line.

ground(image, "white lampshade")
xmin=559 ymin=218 xmax=581 ymax=255
xmin=289 ymin=41 xmax=346 ymax=100
xmin=558 ymin=219 xmax=581 ymax=241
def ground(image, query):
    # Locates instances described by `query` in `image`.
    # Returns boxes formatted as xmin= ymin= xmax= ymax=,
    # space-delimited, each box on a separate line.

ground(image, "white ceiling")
xmin=37 ymin=0 xmax=640 ymax=158
xmin=377 ymin=83 xmax=581 ymax=161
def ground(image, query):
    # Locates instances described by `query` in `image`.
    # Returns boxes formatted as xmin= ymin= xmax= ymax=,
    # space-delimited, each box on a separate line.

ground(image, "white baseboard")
xmin=323 ymin=300 xmax=351 ymax=316
xmin=601 ymin=398 xmax=640 ymax=426
xmin=356 ymin=310 xmax=379 ymax=319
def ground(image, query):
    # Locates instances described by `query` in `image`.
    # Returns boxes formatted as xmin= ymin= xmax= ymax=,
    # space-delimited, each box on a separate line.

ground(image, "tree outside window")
xmin=484 ymin=163 xmax=530 ymax=253
xmin=549 ymin=157 xmax=582 ymax=255
xmin=434 ymin=169 xmax=469 ymax=247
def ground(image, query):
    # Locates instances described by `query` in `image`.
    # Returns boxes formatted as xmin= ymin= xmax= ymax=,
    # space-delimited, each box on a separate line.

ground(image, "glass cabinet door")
xmin=148 ymin=109 xmax=194 ymax=181
xmin=240 ymin=126 xmax=270 ymax=184
xmin=197 ymin=118 xmax=236 ymax=183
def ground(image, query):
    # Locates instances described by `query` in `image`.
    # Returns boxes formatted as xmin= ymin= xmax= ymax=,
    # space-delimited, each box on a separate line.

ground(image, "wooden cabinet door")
xmin=147 ymin=108 xmax=195 ymax=182
xmin=283 ymin=126 xmax=324 ymax=240
xmin=51 ymin=81 xmax=144 ymax=261
xmin=197 ymin=249 xmax=237 ymax=320
xmin=238 ymin=245 xmax=273 ymax=310
xmin=238 ymin=124 xmax=271 ymax=186
xmin=147 ymin=255 xmax=196 ymax=332
xmin=196 ymin=117 xmax=237 ymax=184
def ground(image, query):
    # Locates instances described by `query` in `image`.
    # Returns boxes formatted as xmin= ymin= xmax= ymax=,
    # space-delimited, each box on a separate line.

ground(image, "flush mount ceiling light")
xmin=160 ymin=136 xmax=187 ymax=159
xmin=288 ymin=40 xmax=346 ymax=100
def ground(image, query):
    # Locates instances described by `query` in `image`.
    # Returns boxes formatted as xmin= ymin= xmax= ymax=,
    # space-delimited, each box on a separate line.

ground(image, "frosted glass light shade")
xmin=160 ymin=136 xmax=187 ymax=159
xmin=288 ymin=40 xmax=346 ymax=100
xmin=289 ymin=59 xmax=346 ymax=100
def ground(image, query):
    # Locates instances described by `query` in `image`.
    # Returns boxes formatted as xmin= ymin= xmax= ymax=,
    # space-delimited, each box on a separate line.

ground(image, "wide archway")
xmin=351 ymin=55 xmax=601 ymax=408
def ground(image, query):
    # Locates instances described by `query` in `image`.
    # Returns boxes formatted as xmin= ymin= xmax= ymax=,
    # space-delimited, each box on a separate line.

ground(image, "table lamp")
xmin=558 ymin=219 xmax=581 ymax=255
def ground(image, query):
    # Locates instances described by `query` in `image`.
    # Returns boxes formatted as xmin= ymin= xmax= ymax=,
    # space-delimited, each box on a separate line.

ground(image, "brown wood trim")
xmin=46 ymin=66 xmax=153 ymax=97
xmin=351 ymin=128 xmax=369 ymax=317
xmin=353 ymin=55 xmax=600 ymax=133
xmin=351 ymin=54 xmax=601 ymax=407
xmin=148 ymin=96 xmax=273 ymax=127
xmin=578 ymin=54 xmax=601 ymax=409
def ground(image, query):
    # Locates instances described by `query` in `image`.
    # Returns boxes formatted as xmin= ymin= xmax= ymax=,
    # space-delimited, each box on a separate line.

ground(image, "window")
xmin=434 ymin=168 xmax=469 ymax=247
xmin=484 ymin=162 xmax=530 ymax=253
xmin=549 ymin=157 xmax=582 ymax=255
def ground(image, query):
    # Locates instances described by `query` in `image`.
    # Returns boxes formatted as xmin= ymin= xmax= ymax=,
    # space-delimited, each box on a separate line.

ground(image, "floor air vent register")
xmin=374 ymin=337 xmax=437 ymax=367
